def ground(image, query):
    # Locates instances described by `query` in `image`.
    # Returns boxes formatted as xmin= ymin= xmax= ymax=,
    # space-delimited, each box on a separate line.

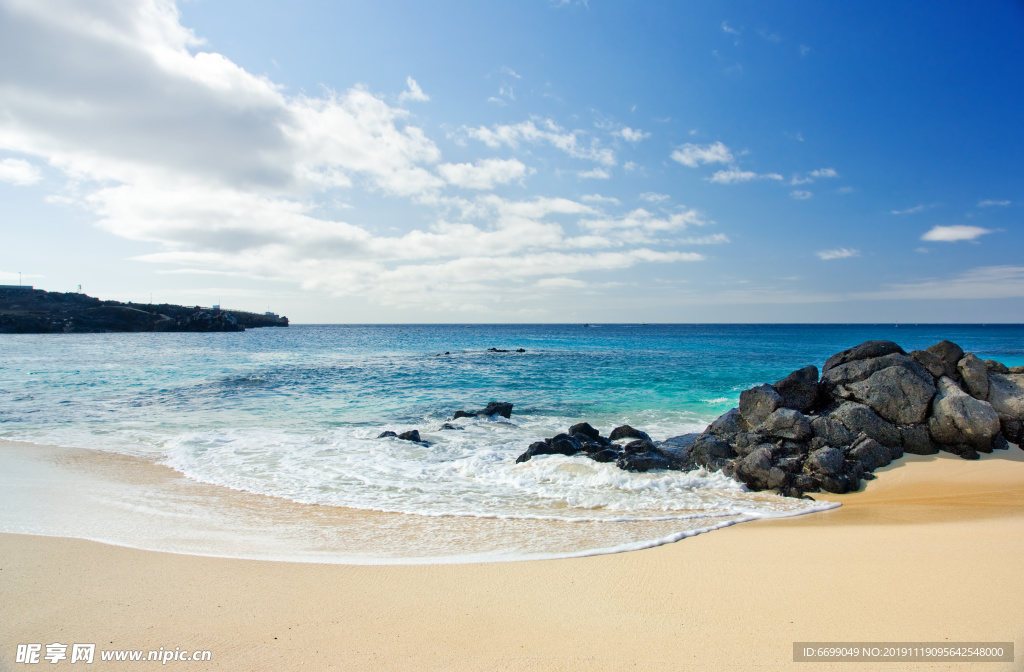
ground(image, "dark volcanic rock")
xmin=810 ymin=415 xmax=857 ymax=448
xmin=987 ymin=374 xmax=1024 ymax=423
xmin=825 ymin=353 xmax=936 ymax=425
xmin=900 ymin=424 xmax=939 ymax=455
xmin=910 ymin=349 xmax=947 ymax=380
xmin=738 ymin=384 xmax=783 ymax=426
xmin=515 ymin=435 xmax=583 ymax=463
xmin=957 ymin=353 xmax=990 ymax=400
xmin=377 ymin=431 xmax=398 ymax=438
xmin=848 ymin=434 xmax=893 ymax=471
xmin=454 ymin=401 xmax=514 ymax=420
xmin=822 ymin=340 xmax=905 ymax=376
xmin=804 ymin=446 xmax=845 ymax=476
xmin=730 ymin=446 xmax=788 ymax=491
xmin=985 ymin=360 xmax=1010 ymax=374
xmin=568 ymin=422 xmax=601 ymax=441
xmin=762 ymin=408 xmax=812 ymax=441
xmin=691 ymin=434 xmax=737 ymax=470
xmin=440 ymin=423 xmax=463 ymax=431
xmin=397 ymin=430 xmax=422 ymax=443
xmin=706 ymin=408 xmax=750 ymax=439
xmin=928 ymin=377 xmax=1001 ymax=452
xmin=829 ymin=401 xmax=901 ymax=448
xmin=773 ymin=365 xmax=821 ymax=413
xmin=609 ymin=425 xmax=652 ymax=443
xmin=926 ymin=340 xmax=965 ymax=380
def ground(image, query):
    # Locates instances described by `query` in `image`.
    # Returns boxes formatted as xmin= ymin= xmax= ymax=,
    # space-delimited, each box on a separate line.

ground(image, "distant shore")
xmin=2 ymin=449 xmax=1022 ymax=671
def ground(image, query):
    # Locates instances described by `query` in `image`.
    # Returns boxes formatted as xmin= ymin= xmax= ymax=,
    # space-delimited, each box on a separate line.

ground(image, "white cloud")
xmin=816 ymin=248 xmax=859 ymax=260
xmin=0 ymin=158 xmax=42 ymax=185
xmin=670 ymin=141 xmax=733 ymax=168
xmin=0 ymin=0 xmax=712 ymax=311
xmin=708 ymin=168 xmax=783 ymax=184
xmin=722 ymin=21 xmax=740 ymax=36
xmin=978 ymin=199 xmax=1011 ymax=207
xmin=810 ymin=168 xmax=838 ymax=179
xmin=790 ymin=190 xmax=813 ymax=200
xmin=800 ymin=44 xmax=811 ymax=57
xmin=577 ymin=167 xmax=610 ymax=179
xmin=500 ymin=66 xmax=522 ymax=79
xmin=535 ymin=277 xmax=587 ymax=289
xmin=437 ymin=158 xmax=527 ymax=190
xmin=891 ymin=205 xmax=926 ymax=215
xmin=397 ymin=76 xmax=429 ymax=103
xmin=623 ymin=161 xmax=637 ymax=172
xmin=639 ymin=192 xmax=669 ymax=203
xmin=921 ymin=225 xmax=993 ymax=242
xmin=581 ymin=207 xmax=708 ymax=235
xmin=463 ymin=118 xmax=616 ymax=165
xmin=580 ymin=193 xmax=620 ymax=205
xmin=617 ymin=127 xmax=650 ymax=143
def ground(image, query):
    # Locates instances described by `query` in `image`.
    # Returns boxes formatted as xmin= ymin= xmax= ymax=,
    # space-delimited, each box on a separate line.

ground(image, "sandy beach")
xmin=2 ymin=448 xmax=1022 ymax=671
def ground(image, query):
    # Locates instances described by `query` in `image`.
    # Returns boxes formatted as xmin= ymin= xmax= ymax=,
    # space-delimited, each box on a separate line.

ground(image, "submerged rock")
xmin=453 ymin=401 xmax=514 ymax=419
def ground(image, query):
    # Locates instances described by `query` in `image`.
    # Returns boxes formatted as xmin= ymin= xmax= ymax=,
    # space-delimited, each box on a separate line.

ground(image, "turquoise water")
xmin=1 ymin=324 xmax=1022 ymax=561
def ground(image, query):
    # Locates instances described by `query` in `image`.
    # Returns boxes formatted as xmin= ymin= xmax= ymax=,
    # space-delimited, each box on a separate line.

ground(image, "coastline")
xmin=2 ymin=449 xmax=1022 ymax=670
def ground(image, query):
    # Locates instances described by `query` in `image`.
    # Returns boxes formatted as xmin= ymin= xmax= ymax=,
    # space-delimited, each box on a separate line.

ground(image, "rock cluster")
xmin=453 ymin=401 xmax=514 ymax=419
xmin=515 ymin=422 xmax=696 ymax=472
xmin=515 ymin=340 xmax=1024 ymax=498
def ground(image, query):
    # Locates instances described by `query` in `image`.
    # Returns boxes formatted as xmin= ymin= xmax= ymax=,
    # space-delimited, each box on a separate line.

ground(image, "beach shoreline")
xmin=3 ymin=448 xmax=1022 ymax=671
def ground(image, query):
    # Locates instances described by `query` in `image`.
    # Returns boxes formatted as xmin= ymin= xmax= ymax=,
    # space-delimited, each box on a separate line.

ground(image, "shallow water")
xmin=1 ymin=324 xmax=1021 ymax=561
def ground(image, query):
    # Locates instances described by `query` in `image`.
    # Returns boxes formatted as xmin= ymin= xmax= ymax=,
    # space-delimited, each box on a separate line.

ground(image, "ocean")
xmin=1 ymin=323 xmax=1022 ymax=563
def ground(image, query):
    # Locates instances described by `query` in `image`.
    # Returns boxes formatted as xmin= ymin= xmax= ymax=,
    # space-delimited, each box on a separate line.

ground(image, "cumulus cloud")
xmin=0 ymin=0 xmax=718 ymax=311
xmin=816 ymin=248 xmax=859 ymax=260
xmin=670 ymin=141 xmax=733 ymax=168
xmin=397 ymin=76 xmax=429 ymax=103
xmin=577 ymin=167 xmax=610 ymax=179
xmin=580 ymin=193 xmax=620 ymax=205
xmin=978 ymin=199 xmax=1010 ymax=207
xmin=437 ymin=158 xmax=527 ymax=190
xmin=810 ymin=168 xmax=838 ymax=178
xmin=639 ymin=192 xmax=669 ymax=203
xmin=708 ymin=168 xmax=783 ymax=184
xmin=463 ymin=118 xmax=616 ymax=165
xmin=616 ymin=126 xmax=649 ymax=143
xmin=0 ymin=158 xmax=41 ymax=185
xmin=790 ymin=190 xmax=812 ymax=200
xmin=921 ymin=225 xmax=993 ymax=242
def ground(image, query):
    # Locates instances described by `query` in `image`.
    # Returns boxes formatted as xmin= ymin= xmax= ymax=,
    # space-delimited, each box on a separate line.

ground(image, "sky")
xmin=1 ymin=0 xmax=1022 ymax=323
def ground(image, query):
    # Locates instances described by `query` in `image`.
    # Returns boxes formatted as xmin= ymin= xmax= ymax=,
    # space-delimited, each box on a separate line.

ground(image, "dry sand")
xmin=2 ymin=449 xmax=1023 ymax=671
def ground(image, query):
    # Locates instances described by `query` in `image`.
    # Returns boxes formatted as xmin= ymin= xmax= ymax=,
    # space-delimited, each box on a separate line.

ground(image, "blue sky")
xmin=1 ymin=0 xmax=1022 ymax=322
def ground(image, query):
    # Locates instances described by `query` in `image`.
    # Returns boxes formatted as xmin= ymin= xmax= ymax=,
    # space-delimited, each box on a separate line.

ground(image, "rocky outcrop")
xmin=0 ymin=287 xmax=288 ymax=333
xmin=513 ymin=339 xmax=1024 ymax=499
xmin=453 ymin=401 xmax=514 ymax=419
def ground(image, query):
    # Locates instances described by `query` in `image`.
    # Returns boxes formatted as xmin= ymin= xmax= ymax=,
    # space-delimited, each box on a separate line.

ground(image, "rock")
xmin=617 ymin=449 xmax=674 ymax=473
xmin=822 ymin=340 xmax=905 ymax=377
xmin=622 ymin=439 xmax=658 ymax=454
xmin=397 ymin=430 xmax=422 ymax=442
xmin=568 ymin=422 xmax=601 ymax=441
xmin=514 ymin=435 xmax=582 ymax=463
xmin=959 ymin=449 xmax=981 ymax=460
xmin=1000 ymin=418 xmax=1023 ymax=445
xmin=440 ymin=423 xmax=463 ymax=430
xmin=762 ymin=408 xmax=812 ymax=441
xmin=829 ymin=401 xmax=901 ymax=448
xmin=810 ymin=416 xmax=857 ymax=447
xmin=481 ymin=401 xmax=513 ymax=418
xmin=910 ymin=349 xmax=947 ymax=379
xmin=377 ymin=431 xmax=398 ymax=438
xmin=848 ymin=434 xmax=892 ymax=471
xmin=487 ymin=347 xmax=509 ymax=353
xmin=987 ymin=373 xmax=1024 ymax=422
xmin=773 ymin=365 xmax=821 ymax=413
xmin=731 ymin=446 xmax=788 ymax=490
xmin=453 ymin=401 xmax=514 ymax=420
xmin=804 ymin=446 xmax=845 ymax=476
xmin=690 ymin=434 xmax=737 ymax=471
xmin=900 ymin=424 xmax=939 ymax=455
xmin=926 ymin=340 xmax=965 ymax=380
xmin=660 ymin=434 xmax=700 ymax=450
xmin=738 ymin=384 xmax=783 ymax=426
xmin=825 ymin=353 xmax=936 ymax=425
xmin=706 ymin=408 xmax=750 ymax=439
xmin=589 ymin=448 xmax=620 ymax=463
xmin=732 ymin=431 xmax=770 ymax=457
xmin=928 ymin=377 xmax=1001 ymax=452
xmin=993 ymin=434 xmax=1011 ymax=451
xmin=1010 ymin=366 xmax=1024 ymax=375
xmin=985 ymin=360 xmax=1010 ymax=374
xmin=957 ymin=353 xmax=990 ymax=400
xmin=609 ymin=425 xmax=652 ymax=443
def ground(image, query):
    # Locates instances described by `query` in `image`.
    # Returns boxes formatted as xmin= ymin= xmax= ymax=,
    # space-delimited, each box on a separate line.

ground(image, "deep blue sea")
xmin=1 ymin=324 xmax=1022 ymax=562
